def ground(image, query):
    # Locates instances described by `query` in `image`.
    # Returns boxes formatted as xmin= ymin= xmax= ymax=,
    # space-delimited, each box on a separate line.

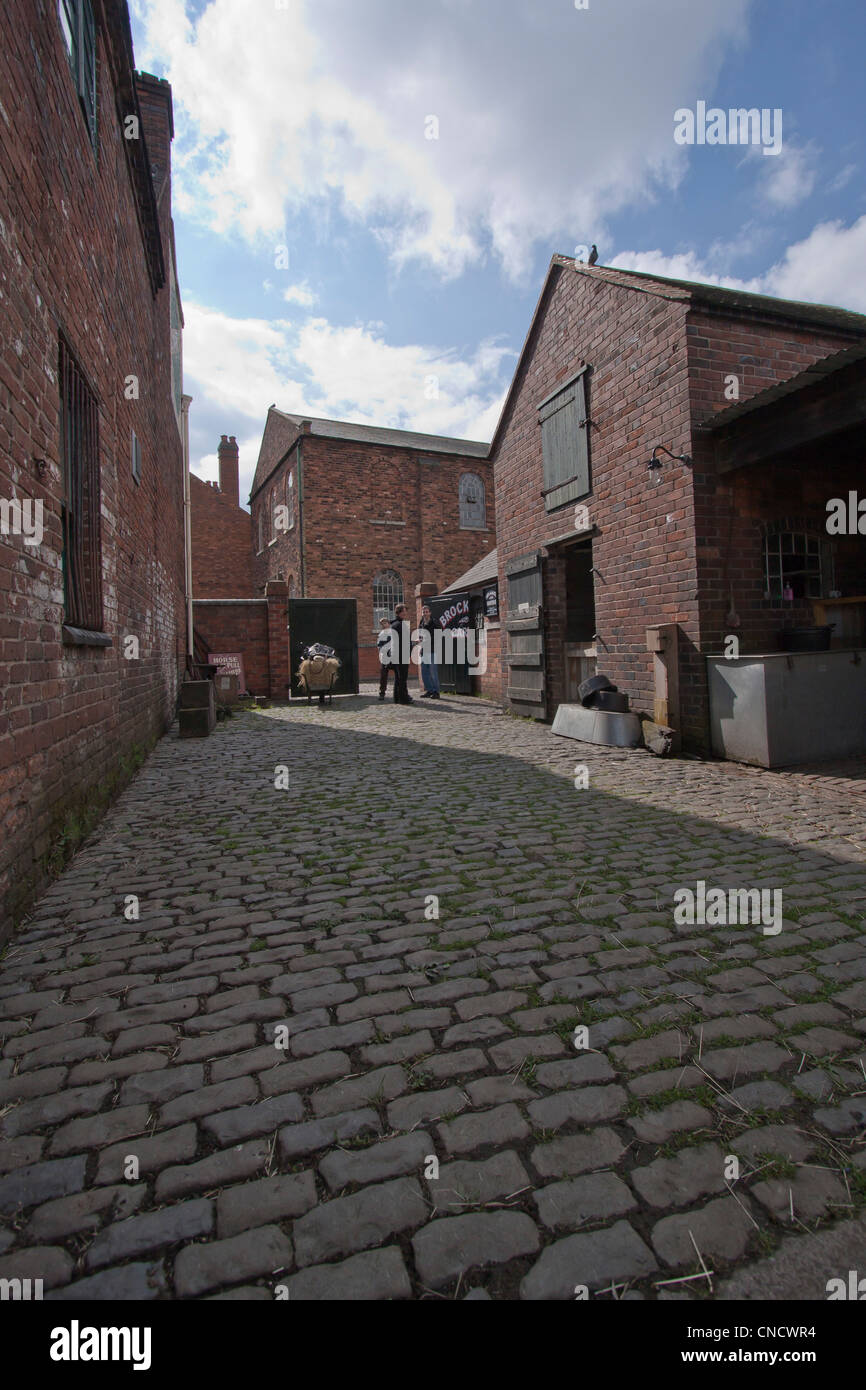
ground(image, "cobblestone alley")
xmin=1 ymin=692 xmax=865 ymax=1300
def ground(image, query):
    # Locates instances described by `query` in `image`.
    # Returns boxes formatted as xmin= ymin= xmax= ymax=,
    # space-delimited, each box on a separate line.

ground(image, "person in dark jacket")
xmin=390 ymin=603 xmax=414 ymax=704
xmin=418 ymin=604 xmax=440 ymax=698
xmin=377 ymin=617 xmax=393 ymax=701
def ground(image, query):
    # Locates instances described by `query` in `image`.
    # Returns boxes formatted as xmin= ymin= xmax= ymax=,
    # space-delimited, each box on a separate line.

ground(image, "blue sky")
xmin=130 ymin=0 xmax=866 ymax=505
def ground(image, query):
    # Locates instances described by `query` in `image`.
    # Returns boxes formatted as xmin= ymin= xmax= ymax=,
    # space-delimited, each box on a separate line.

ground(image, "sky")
xmin=129 ymin=0 xmax=866 ymax=506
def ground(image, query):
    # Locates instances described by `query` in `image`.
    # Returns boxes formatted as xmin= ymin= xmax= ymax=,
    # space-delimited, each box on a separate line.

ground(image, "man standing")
xmin=418 ymin=604 xmax=440 ymax=699
xmin=390 ymin=603 xmax=414 ymax=704
xmin=377 ymin=617 xmax=393 ymax=701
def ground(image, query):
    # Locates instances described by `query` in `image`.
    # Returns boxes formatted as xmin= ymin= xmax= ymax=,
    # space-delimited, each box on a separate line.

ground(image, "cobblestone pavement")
xmin=1 ymin=688 xmax=865 ymax=1300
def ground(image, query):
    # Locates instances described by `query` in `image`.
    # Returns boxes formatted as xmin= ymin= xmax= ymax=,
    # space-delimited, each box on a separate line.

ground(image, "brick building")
xmin=432 ymin=548 xmax=503 ymax=701
xmin=492 ymin=256 xmax=866 ymax=751
xmin=189 ymin=435 xmax=254 ymax=599
xmin=211 ymin=408 xmax=494 ymax=681
xmin=0 ymin=1 xmax=186 ymax=932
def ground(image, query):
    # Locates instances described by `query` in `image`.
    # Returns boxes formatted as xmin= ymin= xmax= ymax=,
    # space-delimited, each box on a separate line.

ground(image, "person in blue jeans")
xmin=419 ymin=604 xmax=440 ymax=699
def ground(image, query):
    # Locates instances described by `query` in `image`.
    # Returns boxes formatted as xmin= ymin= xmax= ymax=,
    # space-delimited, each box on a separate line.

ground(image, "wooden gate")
xmin=505 ymin=551 xmax=546 ymax=719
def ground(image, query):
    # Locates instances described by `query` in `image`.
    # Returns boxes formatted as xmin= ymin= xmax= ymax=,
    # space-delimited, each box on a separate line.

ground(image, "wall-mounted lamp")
xmin=648 ymin=444 xmax=693 ymax=473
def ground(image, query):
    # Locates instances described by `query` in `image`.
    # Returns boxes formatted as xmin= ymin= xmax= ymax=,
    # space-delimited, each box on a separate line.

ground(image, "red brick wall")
xmin=474 ymin=621 xmax=503 ymax=700
xmin=192 ymin=600 xmax=270 ymax=697
xmin=492 ymin=263 xmax=700 ymax=737
xmin=252 ymin=434 xmax=495 ymax=673
xmin=689 ymin=310 xmax=865 ymax=667
xmin=190 ymin=473 xmax=255 ymax=598
xmin=687 ymin=309 xmax=859 ymax=423
xmin=251 ymin=443 xmax=302 ymax=599
xmin=493 ymin=263 xmax=866 ymax=748
xmin=0 ymin=4 xmax=185 ymax=932
xmin=693 ymin=428 xmax=864 ymax=656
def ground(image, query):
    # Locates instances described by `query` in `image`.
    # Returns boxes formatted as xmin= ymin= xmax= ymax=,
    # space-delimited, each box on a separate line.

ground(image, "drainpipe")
xmin=181 ymin=393 xmax=193 ymax=657
xmin=297 ymin=429 xmax=307 ymax=597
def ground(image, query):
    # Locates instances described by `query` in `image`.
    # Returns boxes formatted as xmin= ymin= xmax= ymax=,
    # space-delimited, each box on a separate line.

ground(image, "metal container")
xmin=777 ymin=625 xmax=834 ymax=652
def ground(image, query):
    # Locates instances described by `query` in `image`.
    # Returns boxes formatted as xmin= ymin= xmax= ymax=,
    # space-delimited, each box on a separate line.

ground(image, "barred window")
xmin=459 ymin=472 xmax=486 ymax=529
xmin=763 ymin=524 xmax=824 ymax=601
xmin=60 ymin=336 xmax=103 ymax=631
xmin=59 ymin=0 xmax=97 ymax=151
xmin=373 ymin=569 xmax=403 ymax=630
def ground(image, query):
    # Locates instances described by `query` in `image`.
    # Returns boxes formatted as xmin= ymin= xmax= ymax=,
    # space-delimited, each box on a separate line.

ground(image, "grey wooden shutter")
xmin=505 ymin=552 xmax=546 ymax=720
xmin=539 ymin=371 xmax=589 ymax=512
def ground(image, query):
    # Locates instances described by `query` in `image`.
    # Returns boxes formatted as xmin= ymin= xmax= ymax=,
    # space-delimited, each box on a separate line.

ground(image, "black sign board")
xmin=428 ymin=591 xmax=472 ymax=694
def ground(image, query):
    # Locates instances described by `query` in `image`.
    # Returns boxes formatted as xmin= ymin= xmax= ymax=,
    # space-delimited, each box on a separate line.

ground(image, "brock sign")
xmin=437 ymin=598 xmax=469 ymax=628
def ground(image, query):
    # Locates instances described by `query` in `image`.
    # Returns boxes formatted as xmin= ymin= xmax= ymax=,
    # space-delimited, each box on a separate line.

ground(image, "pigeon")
xmin=588 ymin=244 xmax=598 ymax=265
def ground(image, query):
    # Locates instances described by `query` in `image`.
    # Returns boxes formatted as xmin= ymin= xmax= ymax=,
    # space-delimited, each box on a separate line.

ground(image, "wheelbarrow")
xmin=296 ymin=643 xmax=341 ymax=706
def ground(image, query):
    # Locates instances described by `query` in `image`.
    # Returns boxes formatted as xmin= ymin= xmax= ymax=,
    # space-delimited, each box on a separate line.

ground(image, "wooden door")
xmin=505 ymin=552 xmax=545 ymax=719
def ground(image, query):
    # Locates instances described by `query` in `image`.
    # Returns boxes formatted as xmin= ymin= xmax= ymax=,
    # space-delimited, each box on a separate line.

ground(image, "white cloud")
xmin=181 ymin=300 xmax=513 ymax=500
xmin=135 ymin=0 xmax=752 ymax=281
xmin=611 ymin=214 xmax=866 ymax=313
xmin=758 ymin=141 xmax=819 ymax=209
xmin=827 ymin=163 xmax=857 ymax=194
xmin=763 ymin=215 xmax=866 ymax=311
xmin=293 ymin=318 xmax=512 ymax=439
xmin=282 ymin=282 xmax=317 ymax=307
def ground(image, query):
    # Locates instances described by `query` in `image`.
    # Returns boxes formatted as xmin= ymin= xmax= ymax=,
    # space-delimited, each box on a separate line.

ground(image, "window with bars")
xmin=459 ymin=472 xmax=486 ymax=529
xmin=373 ymin=569 xmax=403 ymax=630
xmin=59 ymin=0 xmax=98 ymax=152
xmin=60 ymin=337 xmax=103 ymax=631
xmin=763 ymin=526 xmax=824 ymax=601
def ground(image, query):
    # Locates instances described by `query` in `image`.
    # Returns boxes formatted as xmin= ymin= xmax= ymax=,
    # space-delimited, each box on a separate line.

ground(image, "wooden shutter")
xmin=539 ymin=370 xmax=590 ymax=512
xmin=505 ymin=552 xmax=546 ymax=719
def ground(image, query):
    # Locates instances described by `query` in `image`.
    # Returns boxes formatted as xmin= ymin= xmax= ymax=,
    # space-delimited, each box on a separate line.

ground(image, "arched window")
xmin=373 ymin=569 xmax=403 ymax=630
xmin=270 ymin=487 xmax=277 ymax=541
xmin=459 ymin=472 xmax=486 ymax=529
xmin=285 ymin=470 xmax=295 ymax=529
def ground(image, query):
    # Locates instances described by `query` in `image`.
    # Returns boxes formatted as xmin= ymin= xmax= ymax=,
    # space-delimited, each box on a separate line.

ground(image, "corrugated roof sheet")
xmin=442 ymin=547 xmax=498 ymax=593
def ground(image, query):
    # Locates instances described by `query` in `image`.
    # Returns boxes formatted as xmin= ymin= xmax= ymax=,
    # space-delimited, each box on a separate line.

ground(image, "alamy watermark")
xmin=0 ymin=497 xmax=43 ymax=545
xmin=674 ymin=102 xmax=783 ymax=156
xmin=826 ymin=491 xmax=866 ymax=534
xmin=381 ymin=624 xmax=488 ymax=675
xmin=673 ymin=880 xmax=782 ymax=935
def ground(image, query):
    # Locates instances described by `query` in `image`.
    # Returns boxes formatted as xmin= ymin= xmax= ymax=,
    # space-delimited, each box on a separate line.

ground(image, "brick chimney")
xmin=217 ymin=435 xmax=239 ymax=507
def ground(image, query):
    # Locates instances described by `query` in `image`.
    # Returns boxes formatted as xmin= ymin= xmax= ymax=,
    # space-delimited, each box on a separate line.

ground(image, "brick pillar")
xmin=218 ymin=435 xmax=240 ymax=508
xmin=265 ymin=580 xmax=289 ymax=700
xmin=415 ymin=580 xmax=438 ymax=623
